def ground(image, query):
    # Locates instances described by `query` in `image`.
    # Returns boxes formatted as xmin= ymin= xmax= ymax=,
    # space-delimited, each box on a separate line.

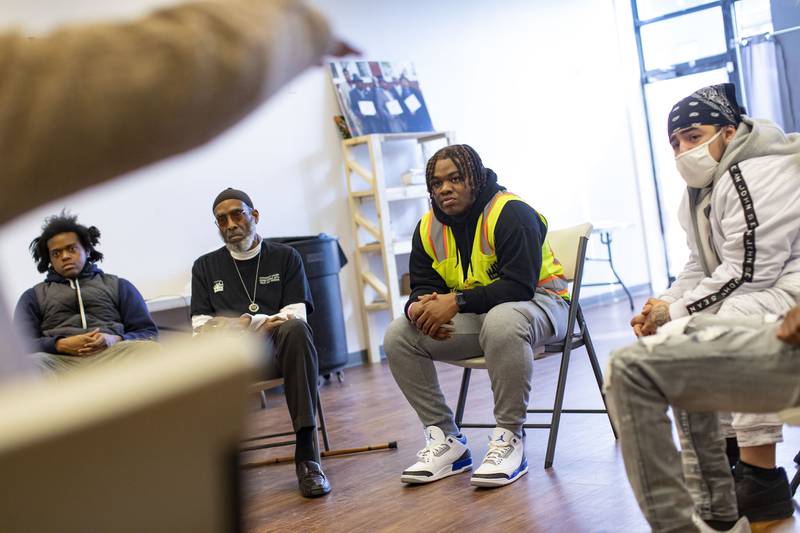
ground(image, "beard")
xmin=222 ymin=226 xmax=259 ymax=254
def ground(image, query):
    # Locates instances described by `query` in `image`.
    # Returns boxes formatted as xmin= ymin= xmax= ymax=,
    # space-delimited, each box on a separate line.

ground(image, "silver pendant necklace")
xmin=231 ymin=244 xmax=262 ymax=313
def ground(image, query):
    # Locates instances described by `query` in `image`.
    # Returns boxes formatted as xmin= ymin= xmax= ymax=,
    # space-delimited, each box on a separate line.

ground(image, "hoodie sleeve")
xmin=667 ymin=159 xmax=800 ymax=319
xmin=404 ymin=221 xmax=450 ymax=319
xmin=117 ymin=279 xmax=159 ymax=341
xmin=459 ymin=201 xmax=543 ymax=314
xmin=12 ymin=288 xmax=61 ymax=353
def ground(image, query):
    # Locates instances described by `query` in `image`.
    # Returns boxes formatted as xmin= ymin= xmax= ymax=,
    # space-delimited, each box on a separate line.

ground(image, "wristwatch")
xmin=455 ymin=291 xmax=467 ymax=312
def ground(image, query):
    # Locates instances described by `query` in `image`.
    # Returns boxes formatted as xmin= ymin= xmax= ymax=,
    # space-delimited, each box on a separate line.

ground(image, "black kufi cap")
xmin=212 ymin=188 xmax=253 ymax=212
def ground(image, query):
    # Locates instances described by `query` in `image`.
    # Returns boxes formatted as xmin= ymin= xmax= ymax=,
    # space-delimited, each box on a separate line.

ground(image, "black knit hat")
xmin=668 ymin=83 xmax=745 ymax=137
xmin=212 ymin=188 xmax=254 ymax=212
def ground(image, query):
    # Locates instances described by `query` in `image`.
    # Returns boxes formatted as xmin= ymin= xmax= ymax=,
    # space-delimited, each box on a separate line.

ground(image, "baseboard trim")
xmin=346 ymin=349 xmax=371 ymax=367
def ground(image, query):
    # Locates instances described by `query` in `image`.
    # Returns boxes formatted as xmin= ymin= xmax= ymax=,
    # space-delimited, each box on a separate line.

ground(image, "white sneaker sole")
xmin=470 ymin=465 xmax=529 ymax=487
xmin=401 ymin=462 xmax=472 ymax=484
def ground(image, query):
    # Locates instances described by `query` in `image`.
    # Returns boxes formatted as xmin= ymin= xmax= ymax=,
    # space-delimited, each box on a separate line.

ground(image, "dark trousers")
xmin=263 ymin=319 xmax=319 ymax=432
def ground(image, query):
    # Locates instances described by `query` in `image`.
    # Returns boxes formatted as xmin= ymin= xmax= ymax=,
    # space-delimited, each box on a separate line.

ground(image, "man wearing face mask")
xmin=383 ymin=144 xmax=570 ymax=488
xmin=190 ymin=188 xmax=329 ymax=499
xmin=630 ymin=83 xmax=800 ymax=523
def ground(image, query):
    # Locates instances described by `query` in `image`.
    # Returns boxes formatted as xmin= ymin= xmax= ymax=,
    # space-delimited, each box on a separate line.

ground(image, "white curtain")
xmin=739 ymin=39 xmax=786 ymax=127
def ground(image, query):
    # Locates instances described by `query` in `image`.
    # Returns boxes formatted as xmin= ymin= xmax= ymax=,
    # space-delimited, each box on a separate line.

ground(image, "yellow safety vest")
xmin=420 ymin=191 xmax=569 ymax=299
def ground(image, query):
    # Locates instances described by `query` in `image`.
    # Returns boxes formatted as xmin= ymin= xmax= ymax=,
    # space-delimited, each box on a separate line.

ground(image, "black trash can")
xmin=268 ymin=234 xmax=349 ymax=376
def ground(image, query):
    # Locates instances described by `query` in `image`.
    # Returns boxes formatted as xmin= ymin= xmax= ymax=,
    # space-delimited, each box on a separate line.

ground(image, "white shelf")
xmin=385 ymin=184 xmax=428 ymax=202
xmin=358 ymin=238 xmax=413 ymax=255
xmin=392 ymin=238 xmax=413 ymax=255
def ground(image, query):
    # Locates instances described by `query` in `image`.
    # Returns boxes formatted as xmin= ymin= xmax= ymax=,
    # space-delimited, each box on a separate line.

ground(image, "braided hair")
xmin=29 ymin=211 xmax=103 ymax=273
xmin=425 ymin=144 xmax=487 ymax=196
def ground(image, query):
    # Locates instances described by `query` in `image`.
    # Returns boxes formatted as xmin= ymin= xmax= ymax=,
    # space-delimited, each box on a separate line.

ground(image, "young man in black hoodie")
xmin=384 ymin=144 xmax=569 ymax=488
xmin=13 ymin=213 xmax=158 ymax=373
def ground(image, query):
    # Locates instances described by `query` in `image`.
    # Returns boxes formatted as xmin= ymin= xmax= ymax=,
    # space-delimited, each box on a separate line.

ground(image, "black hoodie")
xmin=405 ymin=169 xmax=546 ymax=317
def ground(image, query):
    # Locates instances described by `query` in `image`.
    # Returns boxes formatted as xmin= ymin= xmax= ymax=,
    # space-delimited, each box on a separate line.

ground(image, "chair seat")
xmin=444 ymin=339 xmax=578 ymax=369
xmin=446 ymin=357 xmax=487 ymax=369
xmin=543 ymin=333 xmax=586 ymax=354
xmin=249 ymin=378 xmax=284 ymax=394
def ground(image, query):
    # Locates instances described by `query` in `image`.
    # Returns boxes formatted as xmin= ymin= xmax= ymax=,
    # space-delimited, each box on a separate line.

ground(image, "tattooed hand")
xmin=631 ymin=300 xmax=655 ymax=337
xmin=641 ymin=300 xmax=671 ymax=336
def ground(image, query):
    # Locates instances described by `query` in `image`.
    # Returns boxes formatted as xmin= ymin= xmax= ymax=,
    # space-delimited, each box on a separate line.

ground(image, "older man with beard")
xmin=190 ymin=188 xmax=329 ymax=498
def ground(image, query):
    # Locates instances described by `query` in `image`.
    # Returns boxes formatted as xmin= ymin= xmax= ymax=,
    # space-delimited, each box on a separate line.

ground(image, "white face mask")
xmin=674 ymin=129 xmax=723 ymax=188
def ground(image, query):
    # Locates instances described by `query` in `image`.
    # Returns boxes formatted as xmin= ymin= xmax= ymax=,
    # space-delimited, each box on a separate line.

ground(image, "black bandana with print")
xmin=667 ymin=83 xmax=745 ymax=137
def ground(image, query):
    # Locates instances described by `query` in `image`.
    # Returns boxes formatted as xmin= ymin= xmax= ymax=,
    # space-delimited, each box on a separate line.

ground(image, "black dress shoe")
xmin=734 ymin=461 xmax=794 ymax=522
xmin=295 ymin=460 xmax=331 ymax=498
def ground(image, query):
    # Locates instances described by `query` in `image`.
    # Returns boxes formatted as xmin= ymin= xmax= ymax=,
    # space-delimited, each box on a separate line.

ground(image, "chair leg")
xmin=454 ymin=368 xmax=472 ymax=428
xmin=580 ymin=309 xmax=618 ymax=439
xmin=317 ymin=390 xmax=331 ymax=452
xmin=259 ymin=390 xmax=268 ymax=409
xmin=791 ymin=451 xmax=800 ymax=497
xmin=545 ymin=344 xmax=573 ymax=469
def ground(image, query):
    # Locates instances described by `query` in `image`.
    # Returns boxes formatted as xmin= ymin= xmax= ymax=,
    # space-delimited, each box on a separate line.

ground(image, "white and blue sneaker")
xmin=400 ymin=426 xmax=472 ymax=484
xmin=470 ymin=428 xmax=528 ymax=487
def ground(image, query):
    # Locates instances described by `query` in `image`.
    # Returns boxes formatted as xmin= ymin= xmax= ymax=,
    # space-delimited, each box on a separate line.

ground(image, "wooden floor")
xmin=241 ymin=297 xmax=800 ymax=532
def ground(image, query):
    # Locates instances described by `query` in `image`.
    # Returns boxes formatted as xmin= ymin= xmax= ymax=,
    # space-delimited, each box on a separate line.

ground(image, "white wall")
xmin=0 ymin=0 xmax=658 ymax=356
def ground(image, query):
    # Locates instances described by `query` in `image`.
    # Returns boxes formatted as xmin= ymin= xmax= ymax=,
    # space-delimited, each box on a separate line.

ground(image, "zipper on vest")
xmin=69 ymin=278 xmax=88 ymax=330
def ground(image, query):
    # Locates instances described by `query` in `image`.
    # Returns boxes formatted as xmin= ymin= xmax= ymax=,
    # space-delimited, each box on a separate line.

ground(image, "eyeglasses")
xmin=215 ymin=208 xmax=249 ymax=227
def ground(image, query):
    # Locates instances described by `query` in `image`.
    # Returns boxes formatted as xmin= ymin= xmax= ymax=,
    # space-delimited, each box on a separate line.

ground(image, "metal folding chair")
xmin=240 ymin=379 xmax=330 ymax=454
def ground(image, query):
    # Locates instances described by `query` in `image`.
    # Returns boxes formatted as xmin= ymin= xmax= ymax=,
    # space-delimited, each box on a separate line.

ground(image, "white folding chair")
xmin=447 ymin=222 xmax=617 ymax=468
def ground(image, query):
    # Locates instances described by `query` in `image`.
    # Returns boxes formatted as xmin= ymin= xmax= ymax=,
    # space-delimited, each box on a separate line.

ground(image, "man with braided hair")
xmin=384 ymin=144 xmax=569 ymax=488
xmin=13 ymin=212 xmax=159 ymax=374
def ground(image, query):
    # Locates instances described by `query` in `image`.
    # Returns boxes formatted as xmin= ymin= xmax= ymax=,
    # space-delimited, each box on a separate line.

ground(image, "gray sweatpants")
xmin=605 ymin=315 xmax=800 ymax=533
xmin=31 ymin=340 xmax=160 ymax=375
xmin=384 ymin=291 xmax=569 ymax=437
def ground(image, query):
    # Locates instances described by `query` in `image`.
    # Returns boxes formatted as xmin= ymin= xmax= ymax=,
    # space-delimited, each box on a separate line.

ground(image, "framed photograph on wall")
xmin=328 ymin=60 xmax=435 ymax=137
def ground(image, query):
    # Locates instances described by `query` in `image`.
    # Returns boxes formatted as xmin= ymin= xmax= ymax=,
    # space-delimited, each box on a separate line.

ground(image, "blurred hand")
xmin=328 ymin=39 xmax=360 ymax=57
xmin=316 ymin=39 xmax=360 ymax=65
xmin=777 ymin=307 xmax=800 ymax=345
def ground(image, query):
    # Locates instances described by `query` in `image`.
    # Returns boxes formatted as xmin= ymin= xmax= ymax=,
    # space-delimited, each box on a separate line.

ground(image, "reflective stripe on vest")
xmin=420 ymin=192 xmax=569 ymax=298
